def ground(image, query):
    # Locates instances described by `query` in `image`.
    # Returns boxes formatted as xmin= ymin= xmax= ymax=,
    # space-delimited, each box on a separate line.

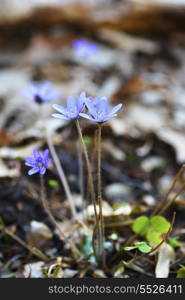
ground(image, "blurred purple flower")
xmin=80 ymin=98 xmax=122 ymax=123
xmin=22 ymin=81 xmax=59 ymax=104
xmin=25 ymin=148 xmax=51 ymax=176
xmin=73 ymin=39 xmax=97 ymax=59
xmin=55 ymin=0 xmax=74 ymax=5
xmin=52 ymin=92 xmax=87 ymax=120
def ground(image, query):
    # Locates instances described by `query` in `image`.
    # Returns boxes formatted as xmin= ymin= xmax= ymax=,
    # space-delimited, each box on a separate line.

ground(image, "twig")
xmin=0 ymin=225 xmax=49 ymax=262
xmin=151 ymin=165 xmax=185 ymax=216
xmin=124 ymin=233 xmax=138 ymax=247
xmin=160 ymin=182 xmax=185 ymax=215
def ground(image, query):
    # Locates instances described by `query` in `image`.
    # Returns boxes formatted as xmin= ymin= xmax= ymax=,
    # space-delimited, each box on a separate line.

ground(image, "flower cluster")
xmin=22 ymin=82 xmax=59 ymax=104
xmin=52 ymin=93 xmax=122 ymax=123
xmin=23 ymin=85 xmax=122 ymax=174
xmin=25 ymin=148 xmax=51 ymax=175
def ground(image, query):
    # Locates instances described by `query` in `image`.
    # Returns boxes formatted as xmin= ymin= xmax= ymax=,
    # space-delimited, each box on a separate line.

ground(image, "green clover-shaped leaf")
xmin=146 ymin=231 xmax=162 ymax=245
xmin=132 ymin=215 xmax=171 ymax=246
xmin=132 ymin=216 xmax=149 ymax=235
xmin=137 ymin=242 xmax=152 ymax=253
xmin=150 ymin=216 xmax=170 ymax=233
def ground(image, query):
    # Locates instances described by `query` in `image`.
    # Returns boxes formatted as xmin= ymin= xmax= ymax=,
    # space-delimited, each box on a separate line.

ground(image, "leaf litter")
xmin=0 ymin=0 xmax=185 ymax=278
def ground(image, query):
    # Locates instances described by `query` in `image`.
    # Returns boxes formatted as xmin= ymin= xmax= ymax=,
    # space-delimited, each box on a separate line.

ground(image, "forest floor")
xmin=0 ymin=0 xmax=185 ymax=278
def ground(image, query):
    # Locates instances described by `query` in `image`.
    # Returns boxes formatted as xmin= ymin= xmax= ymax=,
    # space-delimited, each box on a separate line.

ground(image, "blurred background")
xmin=0 ymin=0 xmax=185 ymax=277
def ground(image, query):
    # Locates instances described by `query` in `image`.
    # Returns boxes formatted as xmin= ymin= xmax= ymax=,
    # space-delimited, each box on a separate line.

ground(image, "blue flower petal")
xmin=28 ymin=167 xmax=39 ymax=176
xmin=67 ymin=96 xmax=76 ymax=111
xmin=77 ymin=92 xmax=86 ymax=112
xmin=52 ymin=104 xmax=67 ymax=115
xmin=24 ymin=157 xmax=36 ymax=167
xmin=40 ymin=167 xmax=46 ymax=175
xmin=43 ymin=149 xmax=49 ymax=159
xmin=79 ymin=113 xmax=95 ymax=121
xmin=110 ymin=103 xmax=122 ymax=115
xmin=33 ymin=148 xmax=40 ymax=159
xmin=52 ymin=113 xmax=69 ymax=120
xmin=85 ymin=99 xmax=98 ymax=117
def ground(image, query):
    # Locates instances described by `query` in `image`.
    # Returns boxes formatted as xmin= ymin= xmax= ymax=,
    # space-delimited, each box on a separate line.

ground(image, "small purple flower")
xmin=72 ymin=39 xmax=97 ymax=59
xmin=25 ymin=148 xmax=51 ymax=175
xmin=80 ymin=98 xmax=122 ymax=123
xmin=22 ymin=81 xmax=59 ymax=104
xmin=86 ymin=97 xmax=105 ymax=108
xmin=52 ymin=92 xmax=87 ymax=120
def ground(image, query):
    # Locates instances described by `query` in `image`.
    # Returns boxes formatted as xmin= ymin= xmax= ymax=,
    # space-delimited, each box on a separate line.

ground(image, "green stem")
xmin=97 ymin=124 xmax=105 ymax=265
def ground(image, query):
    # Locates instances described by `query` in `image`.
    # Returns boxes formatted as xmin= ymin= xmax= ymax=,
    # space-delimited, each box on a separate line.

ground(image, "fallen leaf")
xmin=155 ymin=242 xmax=175 ymax=278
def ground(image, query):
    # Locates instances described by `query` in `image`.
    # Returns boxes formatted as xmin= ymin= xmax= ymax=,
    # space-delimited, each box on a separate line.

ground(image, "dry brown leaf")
xmin=155 ymin=242 xmax=175 ymax=278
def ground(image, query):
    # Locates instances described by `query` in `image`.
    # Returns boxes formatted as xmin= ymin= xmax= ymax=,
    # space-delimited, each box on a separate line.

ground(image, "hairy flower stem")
xmin=77 ymin=141 xmax=87 ymax=221
xmin=97 ymin=124 xmax=105 ymax=266
xmin=75 ymin=119 xmax=99 ymax=259
xmin=46 ymin=128 xmax=77 ymax=220
xmin=40 ymin=174 xmax=66 ymax=240
xmin=76 ymin=120 xmax=98 ymax=220
xmin=40 ymin=175 xmax=80 ymax=259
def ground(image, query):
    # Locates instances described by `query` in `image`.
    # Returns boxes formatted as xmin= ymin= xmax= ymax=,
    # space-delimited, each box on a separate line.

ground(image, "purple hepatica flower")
xmin=72 ymin=39 xmax=97 ymax=59
xmin=52 ymin=92 xmax=87 ymax=121
xmin=86 ymin=96 xmax=105 ymax=108
xmin=25 ymin=148 xmax=51 ymax=176
xmin=22 ymin=81 xmax=59 ymax=104
xmin=80 ymin=98 xmax=122 ymax=123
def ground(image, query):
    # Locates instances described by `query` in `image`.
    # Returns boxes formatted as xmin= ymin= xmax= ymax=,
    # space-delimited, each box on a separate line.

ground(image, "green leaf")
xmin=168 ymin=237 xmax=182 ymax=248
xmin=137 ymin=243 xmax=152 ymax=253
xmin=124 ymin=246 xmax=137 ymax=251
xmin=177 ymin=267 xmax=185 ymax=278
xmin=48 ymin=179 xmax=59 ymax=188
xmin=132 ymin=216 xmax=149 ymax=235
xmin=124 ymin=242 xmax=152 ymax=253
xmin=150 ymin=216 xmax=170 ymax=233
xmin=146 ymin=231 xmax=162 ymax=245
